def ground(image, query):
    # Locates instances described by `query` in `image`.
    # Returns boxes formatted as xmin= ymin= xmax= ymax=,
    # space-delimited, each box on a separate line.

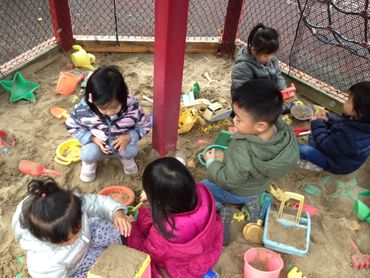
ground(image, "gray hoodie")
xmin=231 ymin=47 xmax=287 ymax=91
xmin=12 ymin=194 xmax=126 ymax=278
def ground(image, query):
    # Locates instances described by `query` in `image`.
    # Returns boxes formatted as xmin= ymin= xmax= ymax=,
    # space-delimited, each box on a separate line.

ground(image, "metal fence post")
xmin=219 ymin=0 xmax=245 ymax=55
xmin=152 ymin=0 xmax=189 ymax=156
xmin=49 ymin=0 xmax=73 ymax=52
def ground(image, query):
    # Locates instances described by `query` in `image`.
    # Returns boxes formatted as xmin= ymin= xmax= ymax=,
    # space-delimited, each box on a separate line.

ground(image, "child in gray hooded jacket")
xmin=12 ymin=178 xmax=132 ymax=277
xmin=231 ymin=23 xmax=287 ymax=91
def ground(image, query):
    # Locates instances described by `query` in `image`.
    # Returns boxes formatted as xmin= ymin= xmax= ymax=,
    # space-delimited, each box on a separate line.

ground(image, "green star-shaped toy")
xmin=0 ymin=72 xmax=39 ymax=103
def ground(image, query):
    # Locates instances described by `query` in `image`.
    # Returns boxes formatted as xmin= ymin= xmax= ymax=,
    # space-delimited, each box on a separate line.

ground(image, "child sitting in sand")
xmin=204 ymin=80 xmax=299 ymax=245
xmin=127 ymin=157 xmax=223 ymax=277
xmin=299 ymin=81 xmax=370 ymax=174
xmin=66 ymin=65 xmax=151 ymax=182
xmin=231 ymin=23 xmax=287 ymax=91
xmin=12 ymin=178 xmax=132 ymax=277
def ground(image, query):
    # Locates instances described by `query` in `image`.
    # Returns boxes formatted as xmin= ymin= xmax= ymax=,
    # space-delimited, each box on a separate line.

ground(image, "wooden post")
xmin=219 ymin=0 xmax=244 ymax=55
xmin=49 ymin=0 xmax=73 ymax=52
xmin=152 ymin=0 xmax=189 ymax=156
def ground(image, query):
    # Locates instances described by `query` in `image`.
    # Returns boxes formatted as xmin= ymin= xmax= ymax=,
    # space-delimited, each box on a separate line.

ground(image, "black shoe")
xmin=220 ymin=206 xmax=233 ymax=246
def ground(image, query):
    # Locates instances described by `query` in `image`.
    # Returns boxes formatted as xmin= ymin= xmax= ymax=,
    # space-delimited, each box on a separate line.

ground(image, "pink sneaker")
xmin=120 ymin=158 xmax=138 ymax=175
xmin=80 ymin=162 xmax=97 ymax=182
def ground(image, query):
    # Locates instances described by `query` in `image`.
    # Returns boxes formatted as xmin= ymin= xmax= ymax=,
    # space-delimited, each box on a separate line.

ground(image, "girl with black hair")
xmin=127 ymin=157 xmax=223 ymax=277
xmin=66 ymin=65 xmax=151 ymax=182
xmin=231 ymin=23 xmax=287 ymax=91
xmin=12 ymin=178 xmax=132 ymax=277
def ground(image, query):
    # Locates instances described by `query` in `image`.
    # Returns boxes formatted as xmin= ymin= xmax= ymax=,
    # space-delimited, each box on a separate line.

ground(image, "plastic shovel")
xmin=19 ymin=160 xmax=62 ymax=176
xmin=243 ymin=193 xmax=273 ymax=243
xmin=50 ymin=107 xmax=70 ymax=120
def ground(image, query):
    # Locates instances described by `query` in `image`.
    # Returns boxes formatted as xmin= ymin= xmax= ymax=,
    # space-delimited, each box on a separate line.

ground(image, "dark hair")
xmin=349 ymin=81 xmax=370 ymax=122
xmin=85 ymin=65 xmax=129 ymax=117
xmin=232 ymin=80 xmax=283 ymax=125
xmin=247 ymin=23 xmax=279 ymax=55
xmin=142 ymin=157 xmax=197 ymax=239
xmin=20 ymin=178 xmax=82 ymax=244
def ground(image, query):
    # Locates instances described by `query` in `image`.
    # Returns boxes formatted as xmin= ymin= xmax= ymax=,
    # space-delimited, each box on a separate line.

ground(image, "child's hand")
xmin=140 ymin=191 xmax=147 ymax=202
xmin=113 ymin=210 xmax=132 ymax=237
xmin=92 ymin=136 xmax=110 ymax=154
xmin=113 ymin=134 xmax=131 ymax=152
xmin=205 ymin=148 xmax=216 ymax=161
xmin=126 ymin=215 xmax=136 ymax=223
xmin=314 ymin=111 xmax=328 ymax=121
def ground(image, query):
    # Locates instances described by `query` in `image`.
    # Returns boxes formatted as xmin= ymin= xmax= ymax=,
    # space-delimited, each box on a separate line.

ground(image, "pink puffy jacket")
xmin=127 ymin=183 xmax=223 ymax=277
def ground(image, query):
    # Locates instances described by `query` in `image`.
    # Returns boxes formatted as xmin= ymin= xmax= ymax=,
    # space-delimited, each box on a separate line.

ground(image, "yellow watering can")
xmin=70 ymin=45 xmax=95 ymax=70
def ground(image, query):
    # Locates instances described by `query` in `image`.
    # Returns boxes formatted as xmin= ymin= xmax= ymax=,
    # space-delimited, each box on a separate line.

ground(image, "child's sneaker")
xmin=202 ymin=269 xmax=219 ymax=278
xmin=243 ymin=198 xmax=260 ymax=223
xmin=219 ymin=206 xmax=233 ymax=246
xmin=120 ymin=158 xmax=138 ymax=175
xmin=297 ymin=159 xmax=323 ymax=172
xmin=80 ymin=161 xmax=97 ymax=182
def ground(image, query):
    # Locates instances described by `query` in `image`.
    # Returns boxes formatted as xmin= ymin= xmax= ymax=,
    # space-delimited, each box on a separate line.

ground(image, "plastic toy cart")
xmin=263 ymin=192 xmax=311 ymax=256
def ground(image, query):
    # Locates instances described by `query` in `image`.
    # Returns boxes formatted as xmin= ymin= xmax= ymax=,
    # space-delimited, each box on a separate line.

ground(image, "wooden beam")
xmin=283 ymin=74 xmax=344 ymax=115
xmin=219 ymin=0 xmax=244 ymax=55
xmin=1 ymin=42 xmax=59 ymax=80
xmin=74 ymin=36 xmax=220 ymax=53
xmin=49 ymin=0 xmax=73 ymax=51
xmin=152 ymin=0 xmax=189 ymax=156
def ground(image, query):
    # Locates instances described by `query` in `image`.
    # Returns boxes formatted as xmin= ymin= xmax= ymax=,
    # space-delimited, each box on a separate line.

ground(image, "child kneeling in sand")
xmin=299 ymin=81 xmax=370 ymax=174
xmin=204 ymin=80 xmax=299 ymax=245
xmin=66 ymin=65 xmax=151 ymax=182
xmin=127 ymin=157 xmax=223 ymax=277
xmin=12 ymin=178 xmax=132 ymax=277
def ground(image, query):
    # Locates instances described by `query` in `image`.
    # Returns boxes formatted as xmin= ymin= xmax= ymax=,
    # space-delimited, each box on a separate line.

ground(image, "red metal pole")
xmin=219 ymin=0 xmax=245 ymax=55
xmin=152 ymin=0 xmax=189 ymax=156
xmin=49 ymin=0 xmax=73 ymax=52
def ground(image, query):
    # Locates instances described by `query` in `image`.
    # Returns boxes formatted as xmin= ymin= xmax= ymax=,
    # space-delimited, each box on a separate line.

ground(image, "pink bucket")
xmin=244 ymin=248 xmax=283 ymax=278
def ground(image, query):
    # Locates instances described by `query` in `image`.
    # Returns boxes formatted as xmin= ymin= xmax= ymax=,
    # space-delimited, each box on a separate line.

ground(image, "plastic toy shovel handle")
xmin=42 ymin=168 xmax=62 ymax=176
xmin=131 ymin=202 xmax=144 ymax=214
xmin=258 ymin=193 xmax=273 ymax=221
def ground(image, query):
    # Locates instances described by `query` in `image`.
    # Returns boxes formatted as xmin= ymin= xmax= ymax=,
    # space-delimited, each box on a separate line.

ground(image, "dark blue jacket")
xmin=311 ymin=113 xmax=370 ymax=174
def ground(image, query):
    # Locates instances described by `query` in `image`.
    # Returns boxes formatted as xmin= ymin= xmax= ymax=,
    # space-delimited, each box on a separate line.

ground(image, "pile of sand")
xmin=0 ymin=52 xmax=369 ymax=277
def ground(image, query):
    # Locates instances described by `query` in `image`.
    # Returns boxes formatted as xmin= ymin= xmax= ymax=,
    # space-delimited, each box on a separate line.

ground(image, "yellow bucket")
xmin=55 ymin=139 xmax=82 ymax=165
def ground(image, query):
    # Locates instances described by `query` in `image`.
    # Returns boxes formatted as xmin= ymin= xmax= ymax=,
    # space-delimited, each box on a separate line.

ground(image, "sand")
xmin=88 ymin=244 xmax=149 ymax=278
xmin=0 ymin=52 xmax=369 ymax=277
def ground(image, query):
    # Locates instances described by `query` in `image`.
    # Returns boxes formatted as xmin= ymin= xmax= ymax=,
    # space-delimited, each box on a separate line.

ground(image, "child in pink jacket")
xmin=127 ymin=157 xmax=223 ymax=277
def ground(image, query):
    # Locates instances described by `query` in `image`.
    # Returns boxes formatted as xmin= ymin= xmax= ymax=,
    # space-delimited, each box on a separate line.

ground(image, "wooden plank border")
xmin=74 ymin=36 xmax=221 ymax=53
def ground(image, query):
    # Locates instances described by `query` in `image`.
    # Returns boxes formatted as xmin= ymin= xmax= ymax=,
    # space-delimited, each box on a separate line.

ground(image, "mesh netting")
xmin=70 ymin=0 xmax=227 ymax=40
xmin=238 ymin=0 xmax=370 ymax=93
xmin=1 ymin=0 xmax=368 ymax=93
xmin=0 ymin=0 xmax=55 ymax=76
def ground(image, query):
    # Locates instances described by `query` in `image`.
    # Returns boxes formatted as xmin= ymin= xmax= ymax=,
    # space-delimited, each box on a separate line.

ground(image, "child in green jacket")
xmin=203 ymin=80 xmax=299 ymax=245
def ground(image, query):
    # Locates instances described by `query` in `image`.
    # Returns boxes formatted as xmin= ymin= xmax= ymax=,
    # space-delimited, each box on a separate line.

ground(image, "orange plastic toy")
xmin=98 ymin=186 xmax=135 ymax=206
xmin=56 ymin=72 xmax=83 ymax=96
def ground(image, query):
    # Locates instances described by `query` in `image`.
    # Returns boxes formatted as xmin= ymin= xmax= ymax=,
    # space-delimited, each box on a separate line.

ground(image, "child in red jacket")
xmin=127 ymin=157 xmax=223 ymax=278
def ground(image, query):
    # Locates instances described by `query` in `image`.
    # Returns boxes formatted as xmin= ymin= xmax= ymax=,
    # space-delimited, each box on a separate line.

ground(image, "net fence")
xmin=238 ymin=0 xmax=370 ymax=94
xmin=1 ymin=0 xmax=368 ymax=94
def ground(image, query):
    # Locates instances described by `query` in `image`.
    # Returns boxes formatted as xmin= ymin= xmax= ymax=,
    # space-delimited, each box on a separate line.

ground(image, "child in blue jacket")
xmin=299 ymin=81 xmax=370 ymax=174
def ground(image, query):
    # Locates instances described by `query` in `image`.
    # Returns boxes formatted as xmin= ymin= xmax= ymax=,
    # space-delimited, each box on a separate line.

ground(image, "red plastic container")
xmin=98 ymin=186 xmax=135 ymax=206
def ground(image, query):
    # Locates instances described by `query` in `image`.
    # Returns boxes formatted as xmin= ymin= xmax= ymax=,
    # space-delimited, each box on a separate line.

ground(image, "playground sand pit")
xmin=0 ymin=52 xmax=369 ymax=277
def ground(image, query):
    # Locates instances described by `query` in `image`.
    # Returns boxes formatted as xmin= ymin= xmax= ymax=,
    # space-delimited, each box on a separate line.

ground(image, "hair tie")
xmin=41 ymin=192 xmax=46 ymax=198
xmin=88 ymin=93 xmax=93 ymax=103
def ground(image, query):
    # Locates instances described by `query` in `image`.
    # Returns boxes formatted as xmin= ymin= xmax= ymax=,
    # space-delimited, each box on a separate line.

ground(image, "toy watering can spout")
xmin=70 ymin=44 xmax=95 ymax=70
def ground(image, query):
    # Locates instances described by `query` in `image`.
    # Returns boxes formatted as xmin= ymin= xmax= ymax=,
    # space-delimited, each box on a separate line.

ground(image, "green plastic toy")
xmin=193 ymin=82 xmax=200 ymax=99
xmin=0 ymin=72 xmax=39 ymax=103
